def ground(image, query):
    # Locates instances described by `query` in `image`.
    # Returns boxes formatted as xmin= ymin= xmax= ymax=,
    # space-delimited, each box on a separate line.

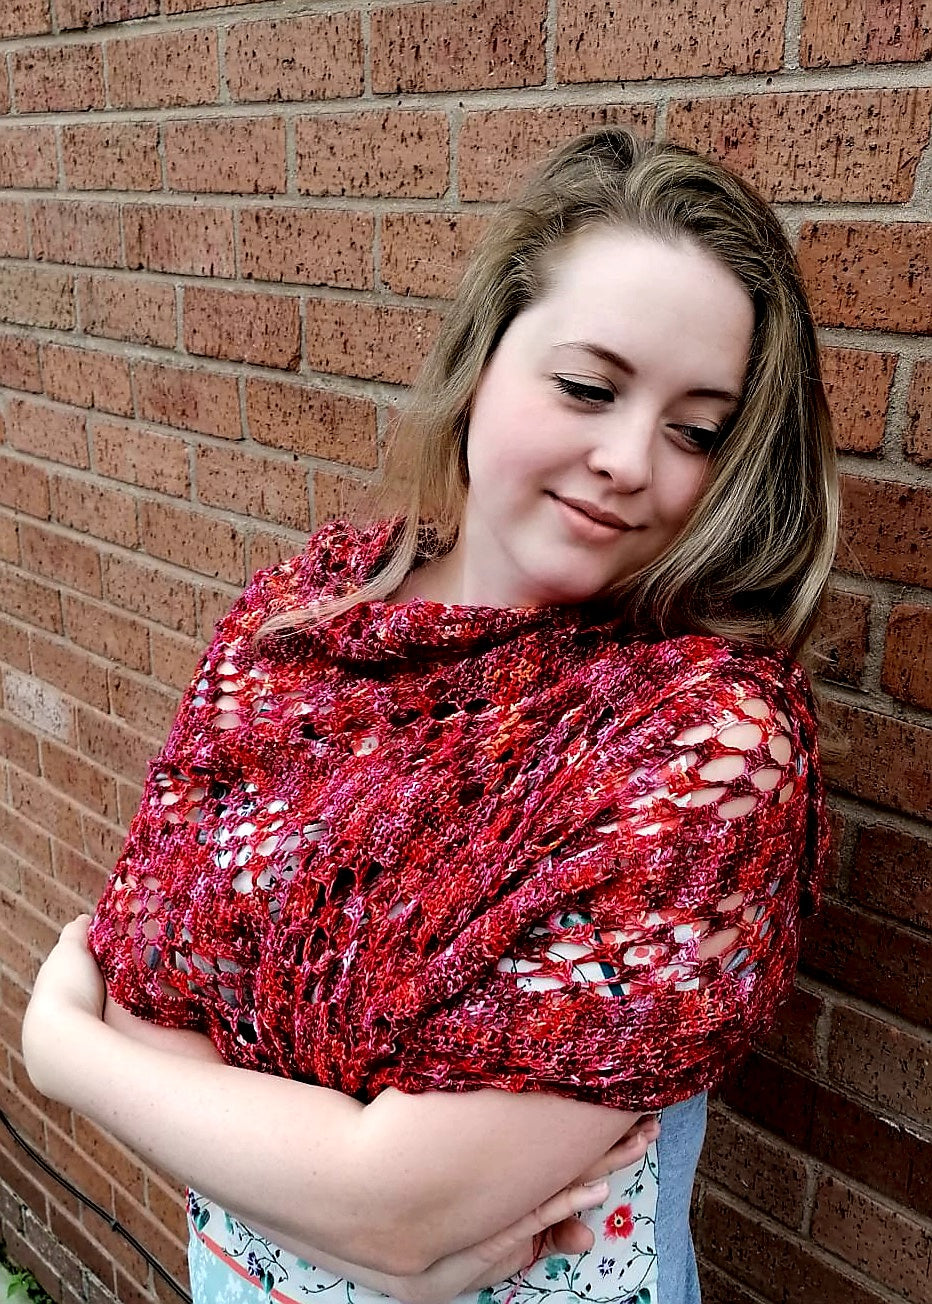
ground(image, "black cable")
xmin=0 ymin=1105 xmax=192 ymax=1304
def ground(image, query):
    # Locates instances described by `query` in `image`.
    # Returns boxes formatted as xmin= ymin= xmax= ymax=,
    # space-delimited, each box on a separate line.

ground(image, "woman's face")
xmin=450 ymin=225 xmax=755 ymax=608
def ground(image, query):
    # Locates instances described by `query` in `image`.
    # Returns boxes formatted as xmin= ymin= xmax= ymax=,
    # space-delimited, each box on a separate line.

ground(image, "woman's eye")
xmin=553 ymin=376 xmax=614 ymax=406
xmin=672 ymin=424 xmax=720 ymax=452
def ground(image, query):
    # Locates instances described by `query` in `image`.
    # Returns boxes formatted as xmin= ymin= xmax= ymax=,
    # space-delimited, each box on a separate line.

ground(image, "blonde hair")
xmin=261 ymin=129 xmax=838 ymax=656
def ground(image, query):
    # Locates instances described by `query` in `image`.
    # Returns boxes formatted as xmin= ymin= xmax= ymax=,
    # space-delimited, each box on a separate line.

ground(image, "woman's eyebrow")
xmin=556 ymin=340 xmax=742 ymax=406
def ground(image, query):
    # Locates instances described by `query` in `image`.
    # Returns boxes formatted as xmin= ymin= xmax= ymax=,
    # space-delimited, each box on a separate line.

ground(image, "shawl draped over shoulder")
xmin=89 ymin=518 xmax=830 ymax=1110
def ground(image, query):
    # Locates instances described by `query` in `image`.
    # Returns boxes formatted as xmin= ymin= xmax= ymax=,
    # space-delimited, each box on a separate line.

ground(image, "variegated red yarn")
xmin=89 ymin=517 xmax=829 ymax=1110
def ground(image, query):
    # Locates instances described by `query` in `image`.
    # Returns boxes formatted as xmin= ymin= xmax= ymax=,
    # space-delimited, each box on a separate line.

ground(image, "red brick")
xmin=133 ymin=359 xmax=242 ymax=440
xmin=62 ymin=593 xmax=149 ymax=673
xmin=806 ymin=588 xmax=870 ymax=687
xmin=56 ymin=0 xmax=157 ymax=26
xmin=839 ymin=474 xmax=931 ymax=588
xmin=313 ymin=469 xmax=382 ymax=525
xmin=2 ymin=1221 xmax=63 ymax=1303
xmin=0 ymin=454 xmax=50 ymax=520
xmin=696 ymin=1264 xmax=764 ymax=1304
xmin=802 ymin=0 xmax=932 ymax=66
xmin=149 ymin=626 xmax=201 ymax=692
xmin=801 ymin=897 xmax=931 ymax=1026
xmin=163 ymin=0 xmax=261 ymax=9
xmin=0 ymin=265 xmax=74 ymax=331
xmin=226 ymin=13 xmax=363 ymax=102
xmin=49 ymin=472 xmax=138 ymax=548
xmin=0 ymin=332 xmax=42 ymax=394
xmin=78 ymin=274 xmax=176 ymax=349
xmin=809 ymin=1077 xmax=928 ymax=1215
xmin=0 ymin=126 xmax=57 ymax=189
xmin=40 ymin=740 xmax=118 ymax=822
xmin=5 ymin=395 xmax=89 ymax=468
xmin=77 ymin=701 xmax=160 ymax=781
xmin=0 ymin=718 xmax=40 ymax=775
xmin=92 ymin=418 xmax=189 ymax=499
xmin=753 ymin=979 xmax=824 ymax=1076
xmin=107 ymin=27 xmax=218 ymax=109
xmin=811 ymin=1175 xmax=931 ymax=1303
xmin=184 ymin=286 xmax=300 ymax=369
xmin=239 ymin=208 xmax=373 ymax=290
xmin=61 ymin=123 xmax=161 ymax=192
xmin=906 ymin=358 xmax=932 ymax=465
xmin=850 ymin=823 xmax=932 ymax=933
xmin=41 ymin=344 xmax=133 ymax=417
xmin=372 ymin=0 xmax=545 ymax=92
xmin=12 ymin=42 xmax=105 ymax=113
xmin=823 ymin=698 xmax=931 ymax=820
xmin=195 ymin=444 xmax=311 ymax=530
xmin=0 ymin=201 xmax=29 ymax=259
xmin=0 ymin=568 xmax=61 ymax=632
xmin=30 ymin=200 xmax=122 ymax=270
xmin=882 ymin=603 xmax=932 ymax=711
xmin=667 ymin=89 xmax=932 ymax=203
xmin=0 ymin=68 xmax=8 ymax=117
xmin=0 ymin=513 xmax=19 ymax=565
xmin=108 ymin=669 xmax=178 ymax=740
xmin=295 ymin=112 xmax=449 ymax=198
xmin=102 ymin=553 xmax=197 ymax=635
xmin=124 ymin=202 xmax=235 ymax=279
xmin=700 ymin=1103 xmax=809 ymax=1227
xmin=820 ymin=347 xmax=896 ymax=455
xmin=302 ymin=399 xmax=386 ymax=471
xmin=19 ymin=520 xmax=101 ymax=597
xmin=381 ymin=212 xmax=491 ymax=298
xmin=165 ymin=118 xmax=286 ymax=195
xmin=52 ymin=841 xmax=108 ymax=903
xmin=798 ymin=222 xmax=932 ymax=333
xmin=29 ymin=630 xmax=109 ymax=712
xmin=0 ymin=806 xmax=52 ymax=876
xmin=80 ymin=808 xmax=127 ymax=867
xmin=0 ymin=0 xmax=51 ymax=37
xmin=557 ymin=0 xmax=784 ymax=83
xmin=3 ymin=669 xmax=73 ymax=744
xmin=138 ymin=498 xmax=245 ymax=584
xmin=198 ymin=581 xmax=239 ymax=638
xmin=247 ymin=527 xmax=304 ymax=573
xmin=695 ymin=1187 xmax=888 ymax=1304
xmin=466 ymin=104 xmax=664 ymax=202
xmin=305 ymin=299 xmax=440 ymax=384
xmin=829 ymin=1001 xmax=932 ymax=1127
xmin=46 ymin=1203 xmax=116 ymax=1298
xmin=9 ymin=769 xmax=83 ymax=849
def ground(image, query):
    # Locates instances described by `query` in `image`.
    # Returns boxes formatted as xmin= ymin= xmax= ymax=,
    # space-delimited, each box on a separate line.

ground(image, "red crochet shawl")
xmin=89 ymin=517 xmax=829 ymax=1110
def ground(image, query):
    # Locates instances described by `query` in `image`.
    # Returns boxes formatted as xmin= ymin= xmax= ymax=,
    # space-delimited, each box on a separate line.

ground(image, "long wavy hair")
xmin=260 ymin=128 xmax=838 ymax=656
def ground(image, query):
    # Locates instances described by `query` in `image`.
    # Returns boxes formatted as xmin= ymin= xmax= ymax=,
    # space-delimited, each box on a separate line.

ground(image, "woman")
xmin=23 ymin=129 xmax=837 ymax=1304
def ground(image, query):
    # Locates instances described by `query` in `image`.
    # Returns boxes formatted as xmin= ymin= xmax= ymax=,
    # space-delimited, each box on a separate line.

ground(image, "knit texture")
xmin=89 ymin=517 xmax=829 ymax=1110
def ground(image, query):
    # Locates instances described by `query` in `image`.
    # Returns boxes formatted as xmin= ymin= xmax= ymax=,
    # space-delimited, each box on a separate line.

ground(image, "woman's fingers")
xmin=544 ymin=1216 xmax=596 ymax=1255
xmin=573 ymin=1116 xmax=660 ymax=1184
xmin=469 ymin=1179 xmax=609 ymax=1270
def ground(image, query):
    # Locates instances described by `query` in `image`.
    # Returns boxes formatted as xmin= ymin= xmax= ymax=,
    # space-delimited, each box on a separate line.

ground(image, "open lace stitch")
xmin=89 ymin=517 xmax=829 ymax=1109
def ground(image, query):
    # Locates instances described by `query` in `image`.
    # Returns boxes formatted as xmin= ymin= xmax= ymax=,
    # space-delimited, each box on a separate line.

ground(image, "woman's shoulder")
xmin=217 ymin=517 xmax=395 ymax=641
xmin=601 ymin=629 xmax=809 ymax=704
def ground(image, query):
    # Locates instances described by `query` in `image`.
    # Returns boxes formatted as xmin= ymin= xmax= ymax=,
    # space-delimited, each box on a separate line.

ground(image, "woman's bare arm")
xmin=23 ymin=920 xmax=644 ymax=1277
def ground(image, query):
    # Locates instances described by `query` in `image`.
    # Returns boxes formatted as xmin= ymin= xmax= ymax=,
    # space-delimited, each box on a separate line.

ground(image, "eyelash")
xmin=552 ymin=375 xmax=722 ymax=452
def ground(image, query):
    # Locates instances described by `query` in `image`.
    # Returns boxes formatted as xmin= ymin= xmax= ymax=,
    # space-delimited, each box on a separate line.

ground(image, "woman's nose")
xmin=586 ymin=411 xmax=654 ymax=492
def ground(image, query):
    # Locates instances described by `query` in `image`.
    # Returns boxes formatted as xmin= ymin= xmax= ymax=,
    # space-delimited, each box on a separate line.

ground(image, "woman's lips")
xmin=550 ymin=493 xmax=633 ymax=540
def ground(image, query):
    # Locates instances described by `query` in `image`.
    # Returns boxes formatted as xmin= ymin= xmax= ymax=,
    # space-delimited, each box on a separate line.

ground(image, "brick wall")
xmin=0 ymin=2 xmax=929 ymax=1302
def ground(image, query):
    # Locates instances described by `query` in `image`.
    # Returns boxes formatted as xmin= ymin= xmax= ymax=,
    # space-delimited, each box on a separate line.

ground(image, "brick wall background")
xmin=0 ymin=1 xmax=929 ymax=1302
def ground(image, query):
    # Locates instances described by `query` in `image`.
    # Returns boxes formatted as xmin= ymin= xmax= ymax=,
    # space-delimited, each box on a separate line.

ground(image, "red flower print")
xmin=604 ymin=1203 xmax=635 ymax=1239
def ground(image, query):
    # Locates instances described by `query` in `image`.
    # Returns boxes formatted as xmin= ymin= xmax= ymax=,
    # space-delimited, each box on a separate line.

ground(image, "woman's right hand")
xmin=388 ymin=1114 xmax=660 ymax=1304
